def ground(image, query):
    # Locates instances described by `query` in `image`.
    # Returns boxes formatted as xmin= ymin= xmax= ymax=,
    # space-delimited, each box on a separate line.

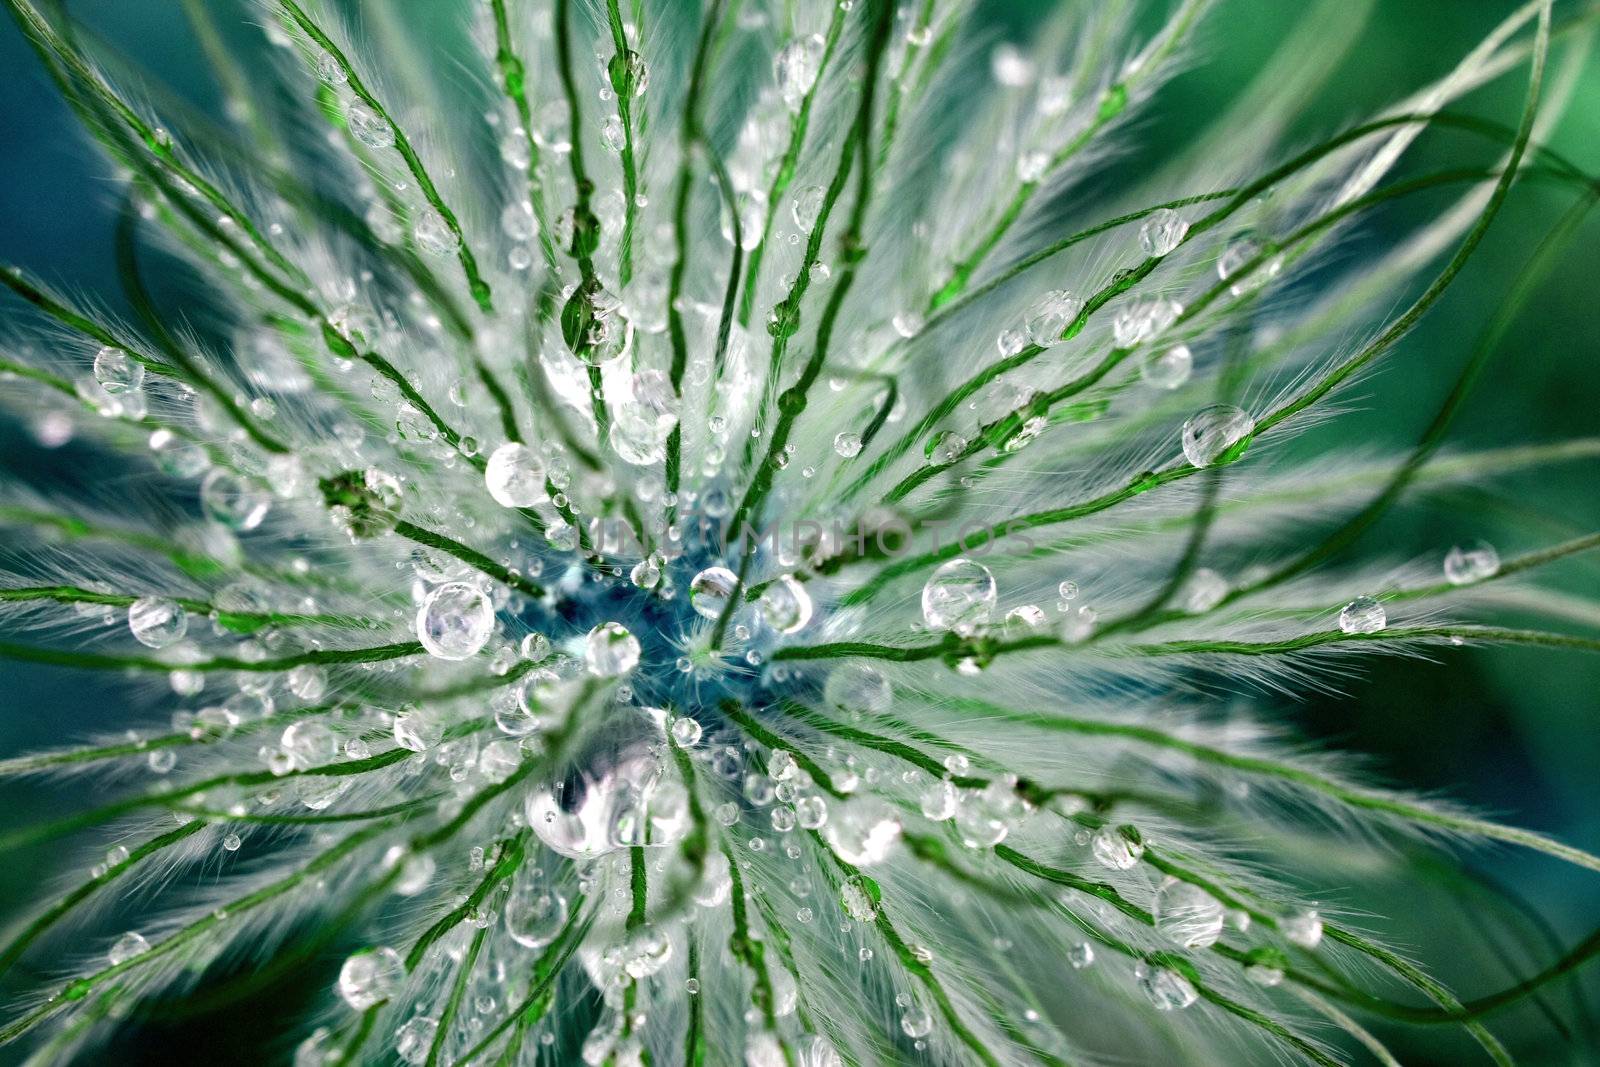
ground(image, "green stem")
xmin=277 ymin=0 xmax=493 ymax=312
xmin=727 ymin=0 xmax=898 ymax=541
xmin=925 ymin=0 xmax=1207 ymax=310
xmin=736 ymin=1 xmax=850 ymax=327
xmin=0 ymin=638 xmax=422 ymax=674
xmin=603 ymin=0 xmax=641 ymax=285
xmin=0 ymin=584 xmax=368 ymax=634
xmin=0 ymin=823 xmax=393 ymax=1044
xmin=489 ymin=0 xmax=561 ymax=277
xmin=664 ymin=0 xmax=729 ymax=525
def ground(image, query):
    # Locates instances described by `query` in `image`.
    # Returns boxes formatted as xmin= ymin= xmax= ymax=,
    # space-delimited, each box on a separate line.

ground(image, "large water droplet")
xmin=823 ymin=802 xmax=900 ymax=865
xmin=1023 ymin=290 xmax=1082 ymax=348
xmin=1138 ymin=208 xmax=1188 ymax=256
xmin=128 ymin=596 xmax=187 ymax=649
xmin=898 ymin=1006 xmax=933 ymax=1039
xmin=201 ymin=469 xmax=271 ymax=530
xmin=93 ymin=347 xmax=144 ymax=395
xmin=394 ymin=1016 xmax=437 ymax=1065
xmin=1153 ymin=878 xmax=1224 ymax=948
xmin=505 ymin=883 xmax=569 ymax=948
xmin=413 ymin=207 xmax=460 ymax=256
xmin=1444 ymin=541 xmax=1499 ymax=585
xmin=689 ymin=566 xmax=738 ymax=619
xmin=107 ymin=930 xmax=150 ymax=966
xmin=1137 ymin=963 xmax=1197 ymax=1011
xmin=585 ymin=621 xmax=641 ymax=676
xmin=1112 ymin=297 xmax=1181 ymax=347
xmin=774 ymin=35 xmax=825 ymax=110
xmin=1140 ymin=344 xmax=1193 ymax=390
xmin=346 ymin=103 xmax=394 ymax=149
xmin=925 ymin=430 xmax=967 ymax=466
xmin=337 ymin=946 xmax=404 ymax=1010
xmin=1180 ymin=405 xmax=1253 ymax=467
xmin=416 ymin=582 xmax=494 ymax=660
xmin=758 ymin=575 xmax=812 ymax=634
xmin=1337 ymin=595 xmax=1385 ymax=635
xmin=823 ymin=662 xmax=892 ymax=716
xmin=921 ymin=558 xmax=996 ymax=635
xmin=484 ymin=443 xmax=546 ymax=508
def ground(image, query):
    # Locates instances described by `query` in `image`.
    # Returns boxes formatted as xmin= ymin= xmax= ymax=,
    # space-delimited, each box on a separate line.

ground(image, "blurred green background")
xmin=1 ymin=0 xmax=1597 ymax=1063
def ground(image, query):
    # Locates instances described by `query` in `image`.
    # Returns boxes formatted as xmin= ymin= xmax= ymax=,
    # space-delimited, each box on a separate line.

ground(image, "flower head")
xmin=1 ymin=0 xmax=1597 ymax=1064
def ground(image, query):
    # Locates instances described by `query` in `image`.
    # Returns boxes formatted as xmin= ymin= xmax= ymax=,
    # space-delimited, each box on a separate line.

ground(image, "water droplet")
xmin=789 ymin=186 xmax=826 ymax=232
xmin=823 ymin=663 xmax=892 ymax=716
xmin=108 ymin=931 xmax=150 ymax=966
xmin=689 ymin=566 xmax=738 ymax=619
xmin=505 ymin=885 xmax=568 ymax=948
xmin=200 ymin=469 xmax=271 ymax=530
xmin=517 ymin=633 xmax=549 ymax=663
xmin=990 ymin=42 xmax=1034 ymax=87
xmin=281 ymin=721 xmax=339 ymax=770
xmin=500 ymin=199 xmax=538 ymax=242
xmin=759 ymin=575 xmax=813 ymax=634
xmin=413 ymin=207 xmax=460 ymax=256
xmin=393 ymin=705 xmax=444 ymax=753
xmin=921 ymin=557 xmax=996 ymax=635
xmin=416 ymin=582 xmax=495 ymax=660
xmin=584 ymin=621 xmax=641 ymax=676
xmin=1112 ymin=297 xmax=1181 ymax=347
xmin=892 ymin=311 xmax=925 ymax=338
xmin=1023 ymin=290 xmax=1082 ymax=348
xmin=671 ymin=716 xmax=703 ymax=747
xmin=315 ymin=51 xmax=347 ymax=86
xmin=222 ymin=832 xmax=242 ymax=852
xmin=899 ymin=1006 xmax=933 ymax=1039
xmin=93 ymin=347 xmax=143 ymax=395
xmin=920 ymin=779 xmax=958 ymax=821
xmin=1153 ymin=878 xmax=1224 ymax=948
xmin=1338 ymin=595 xmax=1386 ymax=635
xmin=1004 ymin=604 xmax=1047 ymax=631
xmin=346 ymin=103 xmax=394 ymax=149
xmin=1138 ymin=208 xmax=1189 ymax=256
xmin=1140 ymin=344 xmax=1193 ymax=390
xmin=1091 ymin=825 xmax=1144 ymax=870
xmin=630 ymin=556 xmax=662 ymax=590
xmin=1444 ymin=541 xmax=1499 ymax=585
xmin=795 ymin=794 xmax=828 ymax=829
xmin=484 ymin=443 xmax=546 ymax=508
xmin=395 ymin=1016 xmax=438 ymax=1065
xmin=1136 ymin=963 xmax=1198 ymax=1010
xmin=128 ymin=596 xmax=187 ymax=649
xmin=833 ymin=431 xmax=862 ymax=458
xmin=479 ymin=738 xmax=523 ymax=781
xmin=954 ymin=783 xmax=1013 ymax=849
xmin=337 ymin=946 xmax=404 ymax=1010
xmin=1283 ymin=908 xmax=1323 ymax=949
xmin=1218 ymin=236 xmax=1281 ymax=296
xmin=1181 ymin=568 xmax=1228 ymax=613
xmin=1180 ymin=404 xmax=1253 ymax=467
xmin=823 ymin=802 xmax=900 ymax=865
xmin=925 ymin=429 xmax=967 ymax=465
xmin=775 ymin=35 xmax=825 ymax=110
xmin=1068 ymin=942 xmax=1095 ymax=969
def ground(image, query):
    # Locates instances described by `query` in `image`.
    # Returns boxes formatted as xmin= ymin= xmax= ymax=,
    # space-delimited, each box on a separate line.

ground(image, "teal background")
xmin=0 ymin=1 xmax=1597 ymax=1062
